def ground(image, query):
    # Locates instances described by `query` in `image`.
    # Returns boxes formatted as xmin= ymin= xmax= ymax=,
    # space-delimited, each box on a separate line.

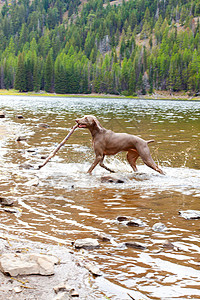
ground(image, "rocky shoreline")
xmin=0 ymin=231 xmax=108 ymax=300
xmin=0 ymin=89 xmax=200 ymax=101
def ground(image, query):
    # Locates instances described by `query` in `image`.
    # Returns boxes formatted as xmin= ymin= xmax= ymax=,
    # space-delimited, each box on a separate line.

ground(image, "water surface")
xmin=0 ymin=96 xmax=200 ymax=299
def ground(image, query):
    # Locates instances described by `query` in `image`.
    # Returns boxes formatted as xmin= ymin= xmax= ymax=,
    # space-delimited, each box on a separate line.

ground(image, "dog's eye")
xmin=85 ymin=117 xmax=88 ymax=120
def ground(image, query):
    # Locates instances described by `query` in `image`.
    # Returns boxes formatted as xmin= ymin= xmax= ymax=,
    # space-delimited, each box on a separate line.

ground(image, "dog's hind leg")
xmin=138 ymin=144 xmax=164 ymax=174
xmin=127 ymin=149 xmax=139 ymax=172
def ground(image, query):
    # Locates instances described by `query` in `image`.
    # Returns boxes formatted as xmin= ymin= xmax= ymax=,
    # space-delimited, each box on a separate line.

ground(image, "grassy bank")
xmin=0 ymin=89 xmax=200 ymax=101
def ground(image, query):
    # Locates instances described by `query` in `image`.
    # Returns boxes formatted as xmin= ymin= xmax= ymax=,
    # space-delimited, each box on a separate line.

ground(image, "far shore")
xmin=0 ymin=89 xmax=200 ymax=101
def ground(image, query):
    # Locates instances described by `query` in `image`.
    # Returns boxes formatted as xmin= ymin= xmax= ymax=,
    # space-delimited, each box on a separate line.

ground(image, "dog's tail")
xmin=147 ymin=139 xmax=155 ymax=144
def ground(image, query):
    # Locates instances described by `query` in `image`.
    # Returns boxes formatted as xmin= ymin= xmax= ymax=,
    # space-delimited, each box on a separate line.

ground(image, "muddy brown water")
xmin=0 ymin=96 xmax=200 ymax=300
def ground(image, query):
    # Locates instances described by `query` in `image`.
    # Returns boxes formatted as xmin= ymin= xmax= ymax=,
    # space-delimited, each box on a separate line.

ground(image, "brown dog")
xmin=76 ymin=115 xmax=164 ymax=175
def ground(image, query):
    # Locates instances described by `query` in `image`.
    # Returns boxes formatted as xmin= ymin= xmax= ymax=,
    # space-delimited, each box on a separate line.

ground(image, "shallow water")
xmin=0 ymin=96 xmax=200 ymax=299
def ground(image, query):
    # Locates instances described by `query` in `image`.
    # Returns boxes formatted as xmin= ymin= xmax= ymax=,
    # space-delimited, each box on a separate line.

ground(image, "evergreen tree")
xmin=44 ymin=49 xmax=54 ymax=92
xmin=14 ymin=52 xmax=27 ymax=92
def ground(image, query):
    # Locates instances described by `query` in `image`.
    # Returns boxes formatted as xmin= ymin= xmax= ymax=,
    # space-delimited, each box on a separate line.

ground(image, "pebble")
xmin=54 ymin=282 xmax=74 ymax=294
xmin=73 ymin=238 xmax=100 ymax=250
xmin=13 ymin=286 xmax=22 ymax=293
xmin=85 ymin=262 xmax=102 ymax=276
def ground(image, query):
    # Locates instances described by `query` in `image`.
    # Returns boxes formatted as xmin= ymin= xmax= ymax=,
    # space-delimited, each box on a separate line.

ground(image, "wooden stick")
xmin=38 ymin=124 xmax=78 ymax=170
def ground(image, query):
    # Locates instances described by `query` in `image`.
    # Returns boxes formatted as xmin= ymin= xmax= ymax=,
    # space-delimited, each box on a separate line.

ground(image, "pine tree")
xmin=14 ymin=52 xmax=27 ymax=92
xmin=44 ymin=49 xmax=54 ymax=92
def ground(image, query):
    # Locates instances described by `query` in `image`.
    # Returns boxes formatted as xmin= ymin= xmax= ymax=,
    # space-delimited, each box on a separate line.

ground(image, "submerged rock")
xmin=179 ymin=210 xmax=200 ymax=220
xmin=0 ymin=253 xmax=59 ymax=276
xmin=152 ymin=223 xmax=167 ymax=232
xmin=19 ymin=163 xmax=34 ymax=169
xmin=73 ymin=238 xmax=100 ymax=250
xmin=0 ymin=197 xmax=14 ymax=206
xmin=41 ymin=155 xmax=48 ymax=159
xmin=117 ymin=216 xmax=146 ymax=227
xmin=124 ymin=241 xmax=146 ymax=250
xmin=0 ymin=111 xmax=5 ymax=118
xmin=101 ymin=174 xmax=127 ymax=184
xmin=27 ymin=148 xmax=37 ymax=153
xmin=39 ymin=123 xmax=50 ymax=128
xmin=94 ymin=232 xmax=111 ymax=242
xmin=16 ymin=136 xmax=27 ymax=142
xmin=0 ymin=207 xmax=19 ymax=214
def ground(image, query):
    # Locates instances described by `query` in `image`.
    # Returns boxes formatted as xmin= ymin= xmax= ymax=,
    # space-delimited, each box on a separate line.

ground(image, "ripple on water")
xmin=1 ymin=96 xmax=200 ymax=299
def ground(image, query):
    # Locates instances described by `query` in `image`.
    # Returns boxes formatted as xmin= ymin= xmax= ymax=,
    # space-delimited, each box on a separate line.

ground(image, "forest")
xmin=0 ymin=0 xmax=200 ymax=95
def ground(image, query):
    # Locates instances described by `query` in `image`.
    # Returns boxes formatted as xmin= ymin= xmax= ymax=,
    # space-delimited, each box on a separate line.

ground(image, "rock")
xmin=152 ymin=222 xmax=167 ymax=232
xmin=54 ymin=282 xmax=74 ymax=294
xmin=0 ymin=253 xmax=58 ymax=276
xmin=39 ymin=123 xmax=50 ymax=128
xmin=162 ymin=240 xmax=175 ymax=249
xmin=117 ymin=216 xmax=129 ymax=222
xmin=40 ymin=155 xmax=48 ymax=160
xmin=94 ymin=232 xmax=111 ymax=242
xmin=85 ymin=262 xmax=102 ymax=276
xmin=179 ymin=210 xmax=200 ymax=220
xmin=70 ymin=290 xmax=79 ymax=297
xmin=27 ymin=149 xmax=37 ymax=153
xmin=0 ymin=111 xmax=5 ymax=118
xmin=13 ymin=286 xmax=22 ymax=293
xmin=117 ymin=216 xmax=146 ymax=227
xmin=26 ymin=177 xmax=39 ymax=187
xmin=101 ymin=174 xmax=127 ymax=184
xmin=0 ymin=197 xmax=14 ymax=206
xmin=0 ymin=207 xmax=19 ymax=214
xmin=53 ymin=292 xmax=70 ymax=300
xmin=16 ymin=115 xmax=23 ymax=119
xmin=124 ymin=241 xmax=146 ymax=250
xmin=19 ymin=163 xmax=34 ymax=169
xmin=16 ymin=136 xmax=27 ymax=142
xmin=73 ymin=238 xmax=100 ymax=250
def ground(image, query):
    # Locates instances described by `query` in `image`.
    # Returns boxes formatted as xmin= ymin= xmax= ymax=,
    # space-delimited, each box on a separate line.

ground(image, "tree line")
xmin=0 ymin=0 xmax=200 ymax=95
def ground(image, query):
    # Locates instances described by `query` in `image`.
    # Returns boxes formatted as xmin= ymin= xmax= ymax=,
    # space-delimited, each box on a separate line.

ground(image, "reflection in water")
xmin=0 ymin=96 xmax=200 ymax=299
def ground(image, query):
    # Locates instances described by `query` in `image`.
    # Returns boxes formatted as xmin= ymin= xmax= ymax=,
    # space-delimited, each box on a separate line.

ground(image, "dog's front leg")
xmin=87 ymin=154 xmax=103 ymax=174
xmin=99 ymin=155 xmax=115 ymax=173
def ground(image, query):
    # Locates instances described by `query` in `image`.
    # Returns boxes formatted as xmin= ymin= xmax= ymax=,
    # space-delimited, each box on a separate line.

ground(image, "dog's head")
xmin=76 ymin=115 xmax=102 ymax=130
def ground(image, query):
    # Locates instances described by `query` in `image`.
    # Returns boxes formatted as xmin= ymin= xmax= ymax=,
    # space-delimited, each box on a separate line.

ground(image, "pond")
xmin=0 ymin=96 xmax=200 ymax=299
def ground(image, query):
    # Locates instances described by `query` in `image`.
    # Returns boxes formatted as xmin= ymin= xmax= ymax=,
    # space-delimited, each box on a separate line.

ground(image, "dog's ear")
xmin=93 ymin=117 xmax=102 ymax=130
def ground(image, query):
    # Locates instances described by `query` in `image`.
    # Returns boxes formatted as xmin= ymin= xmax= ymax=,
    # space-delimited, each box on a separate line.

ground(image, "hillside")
xmin=0 ymin=0 xmax=200 ymax=95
